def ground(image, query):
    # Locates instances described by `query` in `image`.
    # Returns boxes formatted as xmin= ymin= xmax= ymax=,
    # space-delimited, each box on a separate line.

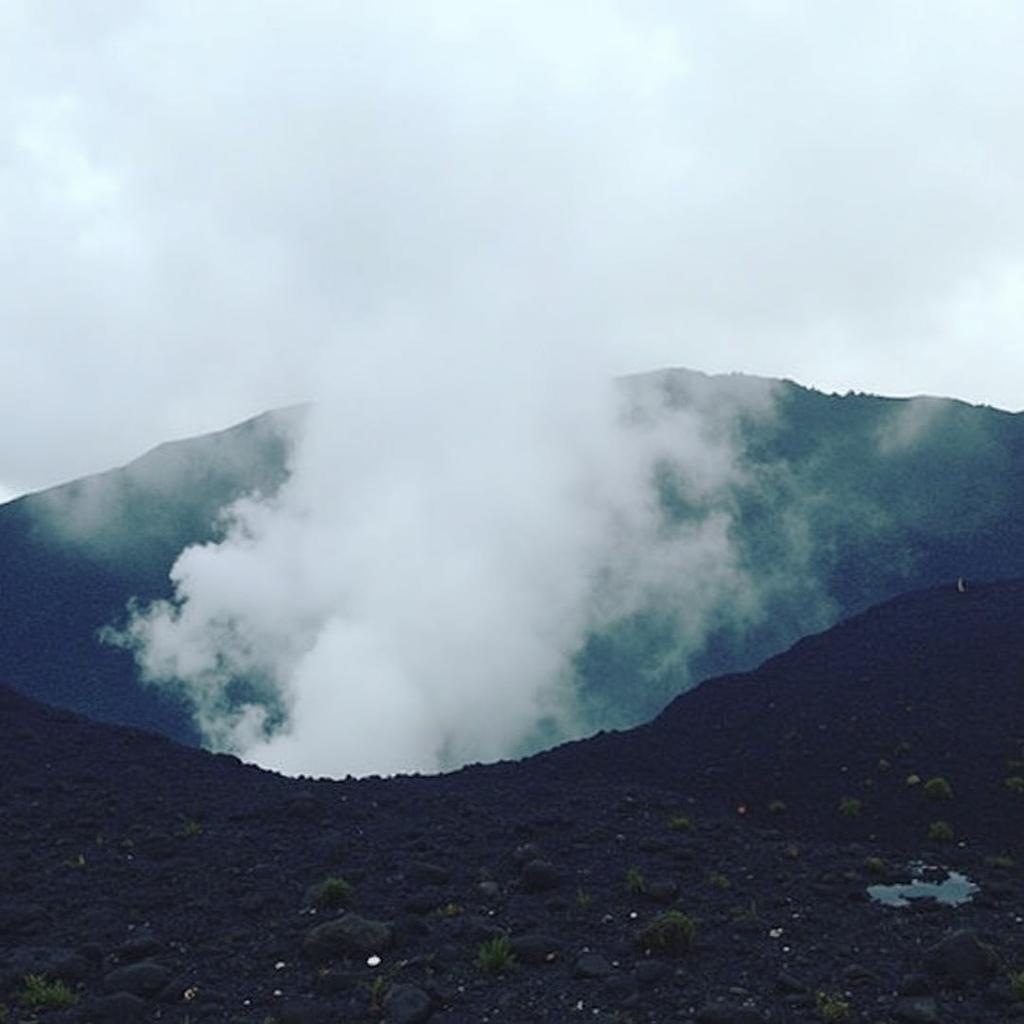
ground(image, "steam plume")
xmin=108 ymin=365 xmax=778 ymax=777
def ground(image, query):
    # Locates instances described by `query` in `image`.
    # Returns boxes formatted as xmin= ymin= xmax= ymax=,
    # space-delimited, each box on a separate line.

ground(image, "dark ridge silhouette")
xmin=529 ymin=576 xmax=1024 ymax=846
xmin=1 ymin=579 xmax=1022 ymax=1022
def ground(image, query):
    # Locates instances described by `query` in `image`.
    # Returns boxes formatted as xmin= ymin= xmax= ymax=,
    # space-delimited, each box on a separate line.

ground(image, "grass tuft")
xmin=923 ymin=777 xmax=953 ymax=800
xmin=625 ymin=866 xmax=646 ymax=895
xmin=667 ymin=813 xmax=695 ymax=833
xmin=838 ymin=797 xmax=863 ymax=818
xmin=636 ymin=911 xmax=696 ymax=956
xmin=476 ymin=935 xmax=515 ymax=973
xmin=815 ymin=991 xmax=850 ymax=1021
xmin=1008 ymin=969 xmax=1024 ymax=1002
xmin=316 ymin=875 xmax=353 ymax=908
xmin=927 ymin=820 xmax=954 ymax=842
xmin=20 ymin=974 xmax=77 ymax=1010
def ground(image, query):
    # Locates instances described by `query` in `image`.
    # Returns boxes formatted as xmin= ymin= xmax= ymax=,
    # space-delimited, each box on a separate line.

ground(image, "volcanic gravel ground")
xmin=2 ymin=580 xmax=1023 ymax=1023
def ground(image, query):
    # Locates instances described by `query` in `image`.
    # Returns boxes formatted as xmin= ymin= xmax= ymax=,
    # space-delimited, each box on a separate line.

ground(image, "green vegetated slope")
xmin=573 ymin=370 xmax=1024 ymax=729
xmin=2 ymin=369 xmax=1022 ymax=747
xmin=0 ymin=406 xmax=302 ymax=740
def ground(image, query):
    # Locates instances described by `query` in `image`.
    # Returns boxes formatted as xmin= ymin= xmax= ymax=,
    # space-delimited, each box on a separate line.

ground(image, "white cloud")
xmin=2 ymin=3 xmax=1024 ymax=498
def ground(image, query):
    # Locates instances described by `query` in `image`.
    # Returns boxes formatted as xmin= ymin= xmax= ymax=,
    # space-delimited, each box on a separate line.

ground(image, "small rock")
xmin=103 ymin=960 xmax=173 ymax=997
xmin=510 ymin=933 xmax=560 ymax=964
xmin=136 ymin=832 xmax=177 ymax=860
xmin=303 ymin=913 xmax=394 ymax=961
xmin=898 ymin=974 xmax=933 ymax=997
xmin=574 ymin=953 xmax=611 ymax=979
xmin=519 ymin=859 xmax=560 ymax=893
xmin=394 ymin=914 xmax=431 ymax=944
xmin=312 ymin=968 xmax=359 ymax=995
xmin=283 ymin=791 xmax=320 ymax=820
xmin=278 ymin=1000 xmax=330 ymax=1024
xmin=843 ymin=962 xmax=877 ymax=982
xmin=404 ymin=889 xmax=443 ymax=915
xmin=634 ymin=960 xmax=670 ymax=987
xmin=893 ymin=995 xmax=939 ymax=1023
xmin=776 ymin=971 xmax=809 ymax=994
xmin=923 ymin=929 xmax=999 ymax=987
xmin=0 ymin=902 xmax=46 ymax=935
xmin=114 ymin=936 xmax=165 ymax=963
xmin=85 ymin=992 xmax=149 ymax=1022
xmin=408 ymin=862 xmax=450 ymax=886
xmin=239 ymin=893 xmax=264 ymax=914
xmin=512 ymin=843 xmax=542 ymax=865
xmin=383 ymin=983 xmax=432 ymax=1023
xmin=695 ymin=1004 xmax=766 ymax=1024
xmin=458 ymin=914 xmax=504 ymax=943
xmin=645 ymin=880 xmax=679 ymax=903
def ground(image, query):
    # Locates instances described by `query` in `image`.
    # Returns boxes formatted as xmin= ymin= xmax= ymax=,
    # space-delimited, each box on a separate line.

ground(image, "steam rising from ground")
xmin=108 ymin=369 xmax=777 ymax=777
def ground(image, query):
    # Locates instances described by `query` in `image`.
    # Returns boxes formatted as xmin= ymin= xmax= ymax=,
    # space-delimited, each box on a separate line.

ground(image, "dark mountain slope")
xmin=0 ymin=407 xmax=300 ymax=740
xmin=1 ymin=580 xmax=1022 ymax=1022
xmin=581 ymin=371 xmax=1024 ymax=725
xmin=535 ymin=577 xmax=1024 ymax=847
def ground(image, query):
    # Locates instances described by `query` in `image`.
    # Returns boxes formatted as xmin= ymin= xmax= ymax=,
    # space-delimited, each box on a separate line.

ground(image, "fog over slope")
xmin=97 ymin=368 xmax=1024 ymax=779
xmin=107 ymin=369 xmax=783 ymax=777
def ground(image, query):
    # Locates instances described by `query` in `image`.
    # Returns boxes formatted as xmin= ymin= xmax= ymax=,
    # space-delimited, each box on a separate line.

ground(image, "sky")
xmin=2 ymin=1 xmax=1024 ymax=505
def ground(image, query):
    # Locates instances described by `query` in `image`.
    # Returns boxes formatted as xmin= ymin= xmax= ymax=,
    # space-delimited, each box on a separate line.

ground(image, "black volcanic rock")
xmin=922 ymin=929 xmax=1000 ymax=988
xmin=529 ymin=577 xmax=1024 ymax=845
xmin=382 ymin=983 xmax=432 ymax=1023
xmin=302 ymin=914 xmax=394 ymax=961
xmin=102 ymin=961 xmax=174 ymax=997
xmin=2 ymin=579 xmax=1024 ymax=1021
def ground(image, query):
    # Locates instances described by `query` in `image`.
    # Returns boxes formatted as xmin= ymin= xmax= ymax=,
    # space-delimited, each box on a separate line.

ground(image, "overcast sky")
xmin=3 ymin=1 xmax=1024 ymax=502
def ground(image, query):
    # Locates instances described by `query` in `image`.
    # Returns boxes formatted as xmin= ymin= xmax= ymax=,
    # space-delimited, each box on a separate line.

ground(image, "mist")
xmin=107 ymin=364 xmax=780 ymax=777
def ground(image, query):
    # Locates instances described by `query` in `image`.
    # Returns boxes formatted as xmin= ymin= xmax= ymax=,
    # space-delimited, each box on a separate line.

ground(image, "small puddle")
xmin=867 ymin=865 xmax=979 ymax=908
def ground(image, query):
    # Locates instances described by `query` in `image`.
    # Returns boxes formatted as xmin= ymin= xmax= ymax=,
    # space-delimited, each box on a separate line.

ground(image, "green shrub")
xmin=667 ymin=813 xmax=695 ymax=832
xmin=838 ymin=797 xmax=862 ymax=818
xmin=1004 ymin=776 xmax=1024 ymax=794
xmin=20 ymin=974 xmax=77 ymax=1010
xmin=815 ymin=991 xmax=850 ymax=1021
xmin=927 ymin=820 xmax=954 ymax=842
xmin=477 ymin=935 xmax=515 ymax=973
xmin=706 ymin=871 xmax=730 ymax=890
xmin=625 ymin=866 xmax=646 ymax=895
xmin=1009 ymin=969 xmax=1024 ymax=1002
xmin=575 ymin=887 xmax=592 ymax=911
xmin=635 ymin=911 xmax=696 ymax=956
xmin=316 ymin=875 xmax=353 ymax=908
xmin=988 ymin=853 xmax=1015 ymax=869
xmin=767 ymin=799 xmax=787 ymax=815
xmin=863 ymin=856 xmax=886 ymax=875
xmin=923 ymin=777 xmax=953 ymax=800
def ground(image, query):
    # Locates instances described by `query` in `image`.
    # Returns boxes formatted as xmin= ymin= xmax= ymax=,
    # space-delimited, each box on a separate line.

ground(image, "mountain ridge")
xmin=3 ymin=368 xmax=1023 ymax=764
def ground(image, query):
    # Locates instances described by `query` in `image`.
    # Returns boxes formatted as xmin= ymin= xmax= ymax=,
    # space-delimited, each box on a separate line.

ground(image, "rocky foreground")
xmin=2 ymin=580 xmax=1023 ymax=1023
